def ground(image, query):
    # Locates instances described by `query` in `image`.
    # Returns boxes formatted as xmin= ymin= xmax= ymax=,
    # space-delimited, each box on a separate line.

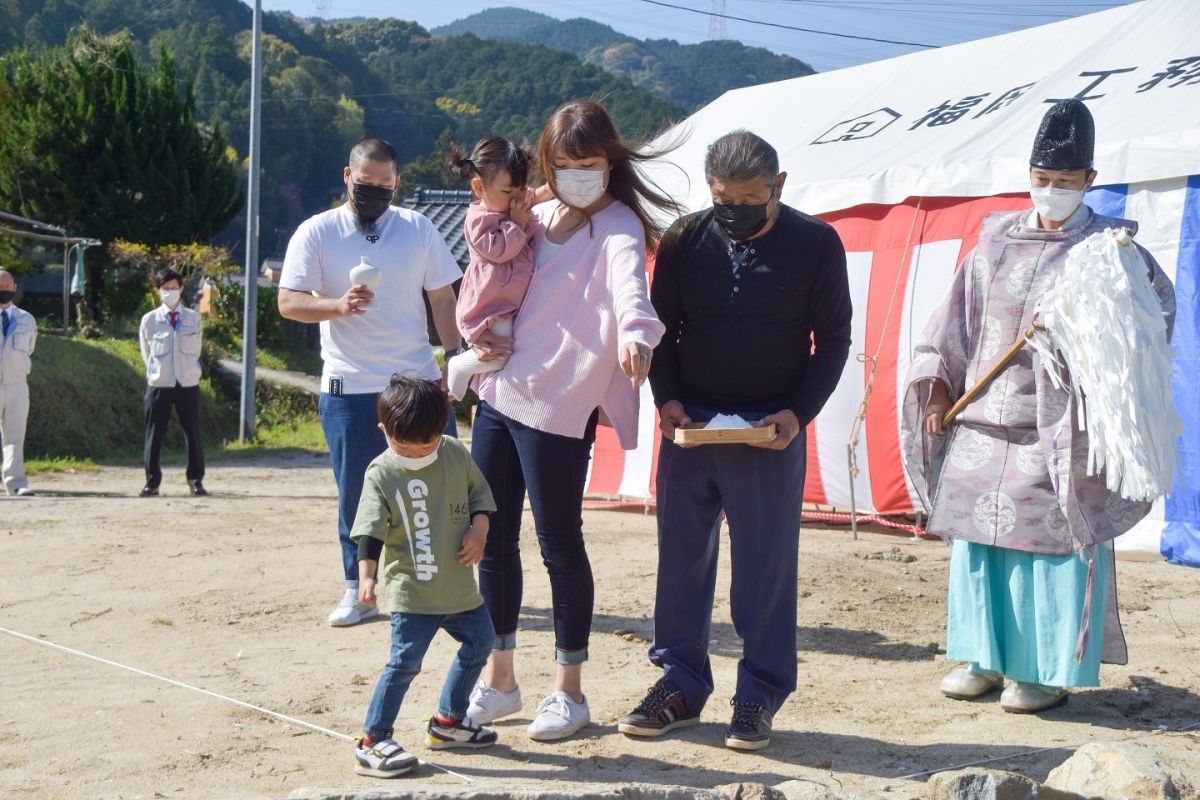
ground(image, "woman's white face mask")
xmin=554 ymin=168 xmax=606 ymax=208
xmin=1030 ymin=186 xmax=1085 ymax=222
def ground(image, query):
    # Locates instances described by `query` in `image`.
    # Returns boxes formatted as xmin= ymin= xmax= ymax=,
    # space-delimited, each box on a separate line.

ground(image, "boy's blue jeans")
xmin=320 ymin=391 xmax=457 ymax=581
xmin=363 ymin=604 xmax=494 ymax=740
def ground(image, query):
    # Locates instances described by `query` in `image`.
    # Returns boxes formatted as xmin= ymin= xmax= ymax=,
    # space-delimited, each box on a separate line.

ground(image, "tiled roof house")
xmin=397 ymin=189 xmax=475 ymax=269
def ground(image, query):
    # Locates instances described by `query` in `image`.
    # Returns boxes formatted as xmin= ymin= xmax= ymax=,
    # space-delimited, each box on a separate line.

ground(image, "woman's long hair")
xmin=537 ymin=98 xmax=683 ymax=251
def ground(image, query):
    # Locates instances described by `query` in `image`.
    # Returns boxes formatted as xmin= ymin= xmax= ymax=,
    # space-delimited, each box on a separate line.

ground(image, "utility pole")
xmin=239 ymin=0 xmax=263 ymax=441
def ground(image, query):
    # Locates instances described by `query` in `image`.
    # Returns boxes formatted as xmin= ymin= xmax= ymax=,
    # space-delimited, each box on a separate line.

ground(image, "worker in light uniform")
xmin=138 ymin=267 xmax=206 ymax=497
xmin=0 ymin=269 xmax=37 ymax=497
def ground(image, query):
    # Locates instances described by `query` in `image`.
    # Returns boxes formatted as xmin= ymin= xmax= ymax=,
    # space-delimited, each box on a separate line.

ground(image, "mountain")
xmin=0 ymin=0 xmax=682 ymax=256
xmin=432 ymin=7 xmax=816 ymax=112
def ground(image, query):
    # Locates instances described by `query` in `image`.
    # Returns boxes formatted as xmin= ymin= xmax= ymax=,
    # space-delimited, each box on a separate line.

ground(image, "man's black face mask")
xmin=713 ymin=201 xmax=769 ymax=241
xmin=351 ymin=182 xmax=394 ymax=227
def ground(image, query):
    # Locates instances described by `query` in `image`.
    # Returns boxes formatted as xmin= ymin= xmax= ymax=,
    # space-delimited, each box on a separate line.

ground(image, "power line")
xmin=637 ymin=0 xmax=940 ymax=47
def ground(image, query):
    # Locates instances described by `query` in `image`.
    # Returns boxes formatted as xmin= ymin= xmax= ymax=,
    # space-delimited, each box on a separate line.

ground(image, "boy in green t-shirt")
xmin=351 ymin=375 xmax=498 ymax=778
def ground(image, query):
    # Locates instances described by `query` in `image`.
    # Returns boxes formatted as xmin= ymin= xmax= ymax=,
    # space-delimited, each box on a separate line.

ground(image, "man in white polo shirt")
xmin=0 ymin=270 xmax=37 ymax=497
xmin=278 ymin=137 xmax=463 ymax=627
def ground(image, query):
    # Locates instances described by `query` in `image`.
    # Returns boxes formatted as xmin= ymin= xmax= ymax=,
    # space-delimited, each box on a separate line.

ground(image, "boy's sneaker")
xmin=328 ymin=582 xmax=380 ymax=627
xmin=354 ymin=737 xmax=417 ymax=778
xmin=618 ymin=678 xmax=700 ymax=737
xmin=426 ymin=715 xmax=498 ymax=749
xmin=466 ymin=680 xmax=523 ymax=724
xmin=724 ymin=700 xmax=772 ymax=751
xmin=528 ymin=691 xmax=590 ymax=741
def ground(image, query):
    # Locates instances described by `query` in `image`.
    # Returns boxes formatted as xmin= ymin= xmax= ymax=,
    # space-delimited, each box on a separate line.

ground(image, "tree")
xmin=0 ymin=28 xmax=242 ymax=246
xmin=396 ymin=129 xmax=460 ymax=197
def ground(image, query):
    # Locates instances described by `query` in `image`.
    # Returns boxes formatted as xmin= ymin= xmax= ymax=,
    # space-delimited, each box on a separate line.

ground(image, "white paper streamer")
xmin=1029 ymin=228 xmax=1181 ymax=501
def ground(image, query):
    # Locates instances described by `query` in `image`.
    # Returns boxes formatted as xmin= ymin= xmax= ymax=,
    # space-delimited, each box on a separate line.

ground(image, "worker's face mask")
xmin=159 ymin=289 xmax=181 ymax=308
xmin=0 ymin=290 xmax=14 ymax=304
xmin=1030 ymin=186 xmax=1084 ymax=222
xmin=351 ymin=182 xmax=394 ymax=227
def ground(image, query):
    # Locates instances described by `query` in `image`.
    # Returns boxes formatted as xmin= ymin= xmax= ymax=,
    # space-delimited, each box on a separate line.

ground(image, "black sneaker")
xmin=425 ymin=715 xmax=498 ymax=750
xmin=139 ymin=486 xmax=159 ymax=497
xmin=725 ymin=700 xmax=772 ymax=751
xmin=189 ymin=483 xmax=208 ymax=497
xmin=354 ymin=737 xmax=417 ymax=777
xmin=617 ymin=678 xmax=700 ymax=737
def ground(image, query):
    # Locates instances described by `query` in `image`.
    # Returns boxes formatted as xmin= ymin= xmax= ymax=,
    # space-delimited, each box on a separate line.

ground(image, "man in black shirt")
xmin=619 ymin=130 xmax=852 ymax=750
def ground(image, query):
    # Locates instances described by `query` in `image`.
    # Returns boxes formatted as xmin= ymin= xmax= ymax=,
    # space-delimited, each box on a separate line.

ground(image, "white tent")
xmin=588 ymin=0 xmax=1200 ymax=564
xmin=642 ymin=0 xmax=1200 ymax=214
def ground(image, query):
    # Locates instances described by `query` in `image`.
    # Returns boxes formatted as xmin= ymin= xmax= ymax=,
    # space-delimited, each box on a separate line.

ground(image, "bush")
xmin=211 ymin=280 xmax=285 ymax=349
xmin=104 ymin=240 xmax=238 ymax=326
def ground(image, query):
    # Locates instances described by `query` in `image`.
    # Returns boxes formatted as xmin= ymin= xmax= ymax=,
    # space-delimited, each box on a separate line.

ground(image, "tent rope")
xmin=848 ymin=198 xmax=923 ymax=480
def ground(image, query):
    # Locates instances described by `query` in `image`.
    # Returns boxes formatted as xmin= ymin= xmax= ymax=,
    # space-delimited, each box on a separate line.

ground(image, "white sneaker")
xmin=327 ymin=582 xmax=381 ymax=627
xmin=527 ymin=691 xmax=590 ymax=741
xmin=466 ymin=680 xmax=523 ymax=724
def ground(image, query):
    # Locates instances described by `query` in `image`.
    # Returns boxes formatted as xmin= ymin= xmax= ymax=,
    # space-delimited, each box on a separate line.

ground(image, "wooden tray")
xmin=674 ymin=422 xmax=777 ymax=445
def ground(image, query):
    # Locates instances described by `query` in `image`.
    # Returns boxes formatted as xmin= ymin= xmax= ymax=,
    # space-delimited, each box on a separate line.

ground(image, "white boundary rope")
xmin=8 ymin=624 xmax=1195 ymax=787
xmin=895 ymin=745 xmax=1070 ymax=780
xmin=897 ymin=720 xmax=1200 ymax=781
xmin=0 ymin=624 xmax=473 ymax=783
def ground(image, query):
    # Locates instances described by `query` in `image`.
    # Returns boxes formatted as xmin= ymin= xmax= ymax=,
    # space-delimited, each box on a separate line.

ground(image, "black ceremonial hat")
xmin=1030 ymin=99 xmax=1095 ymax=171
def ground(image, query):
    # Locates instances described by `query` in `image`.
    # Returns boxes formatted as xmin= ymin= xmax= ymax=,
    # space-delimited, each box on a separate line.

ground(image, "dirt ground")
xmin=2 ymin=452 xmax=1198 ymax=800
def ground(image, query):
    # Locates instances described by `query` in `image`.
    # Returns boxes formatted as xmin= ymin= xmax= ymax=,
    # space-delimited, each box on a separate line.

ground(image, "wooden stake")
xmin=942 ymin=325 xmax=1036 ymax=428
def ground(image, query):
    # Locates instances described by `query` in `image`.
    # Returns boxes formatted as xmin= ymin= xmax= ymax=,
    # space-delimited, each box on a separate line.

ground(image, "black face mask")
xmin=0 ymin=290 xmax=14 ymax=304
xmin=713 ymin=199 xmax=770 ymax=241
xmin=351 ymin=182 xmax=394 ymax=227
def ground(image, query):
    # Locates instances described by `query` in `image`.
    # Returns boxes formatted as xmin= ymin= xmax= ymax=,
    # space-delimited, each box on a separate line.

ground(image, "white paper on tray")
xmin=704 ymin=413 xmax=752 ymax=430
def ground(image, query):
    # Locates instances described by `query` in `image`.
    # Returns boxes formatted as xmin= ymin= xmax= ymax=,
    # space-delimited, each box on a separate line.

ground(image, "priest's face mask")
xmin=1029 ymin=167 xmax=1097 ymax=222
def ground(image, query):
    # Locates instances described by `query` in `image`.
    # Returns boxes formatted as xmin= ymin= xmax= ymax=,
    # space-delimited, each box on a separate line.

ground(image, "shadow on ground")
xmin=520 ymin=608 xmax=941 ymax=663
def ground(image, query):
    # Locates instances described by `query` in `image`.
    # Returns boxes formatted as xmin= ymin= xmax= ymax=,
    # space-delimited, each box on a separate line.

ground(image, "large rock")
xmin=282 ymin=785 xmax=728 ymax=800
xmin=923 ymin=768 xmax=1086 ymax=800
xmin=773 ymin=778 xmax=869 ymax=800
xmin=713 ymin=784 xmax=786 ymax=800
xmin=1043 ymin=739 xmax=1198 ymax=800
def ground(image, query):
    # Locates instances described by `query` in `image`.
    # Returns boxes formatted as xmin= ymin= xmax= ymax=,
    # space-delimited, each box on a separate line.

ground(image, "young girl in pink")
xmin=446 ymin=138 xmax=535 ymax=400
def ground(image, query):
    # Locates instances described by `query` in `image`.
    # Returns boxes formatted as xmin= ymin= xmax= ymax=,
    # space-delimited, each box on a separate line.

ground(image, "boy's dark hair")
xmin=377 ymin=374 xmax=449 ymax=443
xmin=154 ymin=267 xmax=184 ymax=288
xmin=448 ymin=137 xmax=532 ymax=188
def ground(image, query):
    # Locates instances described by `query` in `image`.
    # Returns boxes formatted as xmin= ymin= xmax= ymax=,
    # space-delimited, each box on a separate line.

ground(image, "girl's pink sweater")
xmin=456 ymin=202 xmax=535 ymax=343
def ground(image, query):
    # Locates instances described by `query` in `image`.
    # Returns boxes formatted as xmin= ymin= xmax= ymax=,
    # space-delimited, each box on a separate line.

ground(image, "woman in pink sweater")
xmin=465 ymin=99 xmax=679 ymax=741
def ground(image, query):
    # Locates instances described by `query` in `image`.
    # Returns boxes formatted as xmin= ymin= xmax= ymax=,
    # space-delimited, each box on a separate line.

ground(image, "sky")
xmin=253 ymin=0 xmax=1136 ymax=73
